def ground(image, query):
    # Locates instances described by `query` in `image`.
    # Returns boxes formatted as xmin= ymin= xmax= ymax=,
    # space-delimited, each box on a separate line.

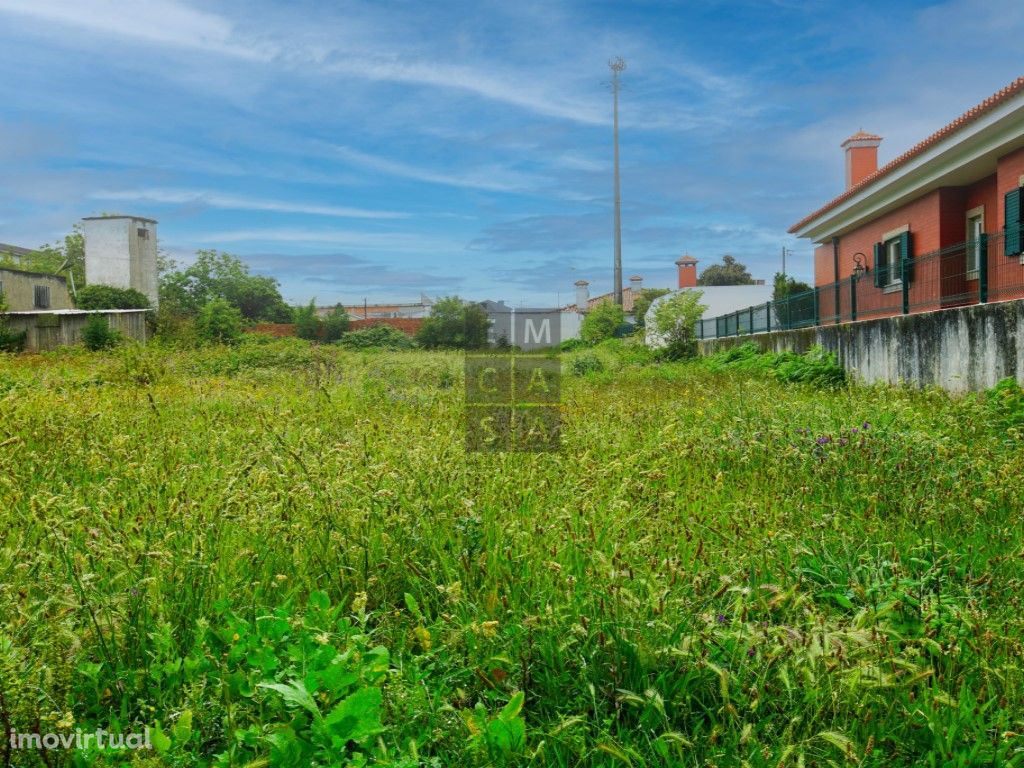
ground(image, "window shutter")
xmin=872 ymin=242 xmax=885 ymax=288
xmin=1005 ymin=188 xmax=1022 ymax=257
xmin=900 ymin=231 xmax=914 ymax=282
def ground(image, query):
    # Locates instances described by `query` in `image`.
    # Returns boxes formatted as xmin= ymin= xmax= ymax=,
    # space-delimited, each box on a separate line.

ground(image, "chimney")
xmin=842 ymin=131 xmax=882 ymax=189
xmin=629 ymin=274 xmax=642 ymax=294
xmin=675 ymin=254 xmax=698 ymax=288
xmin=574 ymin=279 xmax=589 ymax=312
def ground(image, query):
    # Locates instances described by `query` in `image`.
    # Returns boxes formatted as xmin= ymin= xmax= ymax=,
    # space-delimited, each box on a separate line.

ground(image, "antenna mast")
xmin=609 ymin=57 xmax=626 ymax=307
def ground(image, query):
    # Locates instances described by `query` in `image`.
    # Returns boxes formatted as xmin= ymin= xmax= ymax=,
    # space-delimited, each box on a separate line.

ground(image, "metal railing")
xmin=697 ymin=230 xmax=1024 ymax=339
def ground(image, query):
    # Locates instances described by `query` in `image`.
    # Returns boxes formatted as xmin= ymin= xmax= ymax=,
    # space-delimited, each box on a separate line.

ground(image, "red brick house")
xmin=790 ymin=76 xmax=1024 ymax=322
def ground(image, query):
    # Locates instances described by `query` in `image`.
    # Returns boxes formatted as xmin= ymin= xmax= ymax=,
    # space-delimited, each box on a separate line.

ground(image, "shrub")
xmin=580 ymin=301 xmax=625 ymax=345
xmin=322 ymin=305 xmax=350 ymax=342
xmin=338 ymin=324 xmax=414 ymax=350
xmin=294 ymin=300 xmax=322 ymax=341
xmin=649 ymin=290 xmax=707 ymax=360
xmin=703 ymin=342 xmax=846 ymax=389
xmin=416 ymin=297 xmax=490 ymax=349
xmin=75 ymin=284 xmax=151 ymax=310
xmin=197 ymin=298 xmax=243 ymax=344
xmin=570 ymin=352 xmax=605 ymax=376
xmin=983 ymin=377 xmax=1024 ymax=431
xmin=81 ymin=314 xmax=120 ymax=351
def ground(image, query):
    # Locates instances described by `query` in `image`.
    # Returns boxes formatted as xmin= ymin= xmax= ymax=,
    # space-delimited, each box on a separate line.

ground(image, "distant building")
xmin=565 ymin=275 xmax=645 ymax=314
xmin=645 ymin=255 xmax=773 ymax=347
xmin=0 ymin=267 xmax=73 ymax=312
xmin=317 ymin=294 xmax=434 ymax=320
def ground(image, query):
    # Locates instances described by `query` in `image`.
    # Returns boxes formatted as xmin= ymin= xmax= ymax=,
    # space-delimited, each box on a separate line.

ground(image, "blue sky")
xmin=1 ymin=0 xmax=1021 ymax=307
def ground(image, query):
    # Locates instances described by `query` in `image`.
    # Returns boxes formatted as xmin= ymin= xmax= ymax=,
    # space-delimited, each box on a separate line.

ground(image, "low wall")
xmin=247 ymin=318 xmax=424 ymax=339
xmin=697 ymin=299 xmax=1024 ymax=393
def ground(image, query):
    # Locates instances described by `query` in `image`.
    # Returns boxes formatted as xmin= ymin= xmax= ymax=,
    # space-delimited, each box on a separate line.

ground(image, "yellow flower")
xmin=351 ymin=591 xmax=368 ymax=614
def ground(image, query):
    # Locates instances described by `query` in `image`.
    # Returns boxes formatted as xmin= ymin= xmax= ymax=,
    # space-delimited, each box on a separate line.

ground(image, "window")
xmin=966 ymin=207 xmax=984 ymax=278
xmin=884 ymin=238 xmax=902 ymax=286
xmin=33 ymin=285 xmax=50 ymax=309
xmin=1006 ymin=187 xmax=1023 ymax=258
xmin=137 ymin=228 xmax=149 ymax=239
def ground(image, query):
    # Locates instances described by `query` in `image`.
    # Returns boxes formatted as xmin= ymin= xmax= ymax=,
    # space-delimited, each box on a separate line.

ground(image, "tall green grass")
xmin=0 ymin=339 xmax=1022 ymax=766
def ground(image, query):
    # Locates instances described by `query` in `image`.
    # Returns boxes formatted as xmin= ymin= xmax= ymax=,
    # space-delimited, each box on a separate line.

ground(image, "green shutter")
xmin=873 ymin=242 xmax=885 ymax=288
xmin=900 ymin=231 xmax=914 ymax=282
xmin=1005 ymin=188 xmax=1022 ymax=257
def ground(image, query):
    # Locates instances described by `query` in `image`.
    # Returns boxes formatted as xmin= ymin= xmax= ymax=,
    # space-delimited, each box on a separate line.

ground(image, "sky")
xmin=1 ymin=0 xmax=1022 ymax=307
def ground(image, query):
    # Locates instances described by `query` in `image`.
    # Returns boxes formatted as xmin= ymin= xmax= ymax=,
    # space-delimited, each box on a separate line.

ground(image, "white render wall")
xmin=83 ymin=216 xmax=159 ymax=307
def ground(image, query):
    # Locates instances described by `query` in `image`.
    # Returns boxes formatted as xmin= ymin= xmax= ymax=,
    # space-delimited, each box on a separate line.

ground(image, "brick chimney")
xmin=842 ymin=131 xmax=882 ymax=189
xmin=675 ymin=254 xmax=698 ymax=288
xmin=574 ymin=279 xmax=589 ymax=312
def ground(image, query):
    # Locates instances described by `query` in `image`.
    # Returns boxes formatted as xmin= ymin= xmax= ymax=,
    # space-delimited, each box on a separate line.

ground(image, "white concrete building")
xmin=82 ymin=215 xmax=159 ymax=307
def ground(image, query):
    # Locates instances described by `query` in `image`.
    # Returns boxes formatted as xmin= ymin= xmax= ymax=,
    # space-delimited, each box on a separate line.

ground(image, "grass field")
xmin=1 ymin=338 xmax=1023 ymax=767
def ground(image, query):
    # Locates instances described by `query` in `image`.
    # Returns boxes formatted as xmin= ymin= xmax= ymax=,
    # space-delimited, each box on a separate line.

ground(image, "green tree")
xmin=772 ymin=272 xmax=812 ymax=303
xmin=580 ymin=300 xmax=625 ymax=345
xmin=294 ymin=300 xmax=322 ymax=341
xmin=650 ymin=290 xmax=707 ymax=359
xmin=631 ymin=287 xmax=670 ymax=329
xmin=772 ymin=273 xmax=813 ymax=329
xmin=159 ymin=251 xmax=291 ymax=322
xmin=197 ymin=298 xmax=243 ymax=344
xmin=415 ymin=297 xmax=489 ymax=350
xmin=698 ymin=255 xmax=755 ymax=286
xmin=322 ymin=305 xmax=350 ymax=342
xmin=75 ymin=284 xmax=151 ymax=310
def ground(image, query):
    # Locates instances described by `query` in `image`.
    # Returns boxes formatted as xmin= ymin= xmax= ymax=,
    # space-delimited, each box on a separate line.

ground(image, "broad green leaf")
xmin=258 ymin=679 xmax=322 ymax=721
xmin=324 ymin=687 xmax=384 ymax=745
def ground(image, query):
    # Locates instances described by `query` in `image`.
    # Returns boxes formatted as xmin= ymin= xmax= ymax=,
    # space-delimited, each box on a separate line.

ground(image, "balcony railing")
xmin=696 ymin=231 xmax=1024 ymax=339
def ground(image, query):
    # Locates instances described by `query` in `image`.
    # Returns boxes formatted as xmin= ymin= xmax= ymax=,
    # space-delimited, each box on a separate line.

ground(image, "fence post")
xmin=766 ymin=302 xmax=772 ymax=333
xmin=979 ymin=234 xmax=989 ymax=304
xmin=735 ymin=310 xmax=740 ymax=336
xmin=749 ymin=305 xmax=754 ymax=334
xmin=901 ymin=259 xmax=909 ymax=315
xmin=812 ymin=287 xmax=819 ymax=326
xmin=850 ymin=277 xmax=857 ymax=322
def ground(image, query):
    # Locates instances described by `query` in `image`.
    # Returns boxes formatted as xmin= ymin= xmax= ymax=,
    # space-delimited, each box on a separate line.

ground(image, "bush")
xmin=81 ymin=314 xmax=120 ymax=351
xmin=322 ymin=305 xmax=350 ymax=342
xmin=416 ymin=297 xmax=489 ymax=349
xmin=983 ymin=377 xmax=1024 ymax=431
xmin=580 ymin=301 xmax=625 ymax=345
xmin=0 ymin=326 xmax=26 ymax=353
xmin=197 ymin=298 xmax=243 ymax=344
xmin=338 ymin=325 xmax=415 ymax=350
xmin=75 ymin=284 xmax=151 ymax=310
xmin=649 ymin=290 xmax=707 ymax=360
xmin=703 ymin=342 xmax=846 ymax=389
xmin=569 ymin=352 xmax=605 ymax=376
xmin=294 ymin=300 xmax=322 ymax=341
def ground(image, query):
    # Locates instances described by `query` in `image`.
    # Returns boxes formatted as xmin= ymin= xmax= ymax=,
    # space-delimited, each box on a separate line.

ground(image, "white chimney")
xmin=629 ymin=274 xmax=642 ymax=293
xmin=574 ymin=279 xmax=589 ymax=312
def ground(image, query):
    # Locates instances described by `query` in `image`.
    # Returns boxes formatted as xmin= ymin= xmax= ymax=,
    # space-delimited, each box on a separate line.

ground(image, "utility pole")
xmin=610 ymin=57 xmax=626 ymax=307
xmin=782 ymin=246 xmax=793 ymax=280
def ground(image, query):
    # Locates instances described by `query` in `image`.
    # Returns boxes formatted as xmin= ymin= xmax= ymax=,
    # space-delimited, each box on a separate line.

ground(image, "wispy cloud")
xmin=91 ymin=188 xmax=408 ymax=219
xmin=332 ymin=145 xmax=545 ymax=193
xmin=195 ymin=227 xmax=468 ymax=254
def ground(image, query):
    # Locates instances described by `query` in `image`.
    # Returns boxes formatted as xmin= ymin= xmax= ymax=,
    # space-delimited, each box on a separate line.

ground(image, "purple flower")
xmin=716 ymin=613 xmax=727 ymax=624
xmin=816 ymin=436 xmax=831 ymax=445
xmin=747 ymin=647 xmax=756 ymax=658
xmin=850 ymin=427 xmax=859 ymax=434
xmin=862 ymin=422 xmax=871 ymax=430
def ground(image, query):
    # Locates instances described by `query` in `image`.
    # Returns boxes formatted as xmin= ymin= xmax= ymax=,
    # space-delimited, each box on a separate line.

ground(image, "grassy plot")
xmin=0 ymin=338 xmax=1022 ymax=767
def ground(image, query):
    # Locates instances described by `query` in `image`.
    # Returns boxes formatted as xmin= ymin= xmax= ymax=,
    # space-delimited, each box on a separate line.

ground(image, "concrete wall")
xmin=0 ymin=269 xmax=73 ymax=312
xmin=82 ymin=216 xmax=159 ymax=307
xmin=697 ymin=298 xmax=1024 ymax=393
xmin=4 ymin=310 xmax=150 ymax=352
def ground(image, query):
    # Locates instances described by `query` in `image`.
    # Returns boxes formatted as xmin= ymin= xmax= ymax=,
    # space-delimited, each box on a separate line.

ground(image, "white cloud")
xmin=332 ymin=145 xmax=546 ymax=193
xmin=0 ymin=0 xmax=263 ymax=58
xmin=90 ymin=188 xmax=409 ymax=219
xmin=195 ymin=227 xmax=467 ymax=253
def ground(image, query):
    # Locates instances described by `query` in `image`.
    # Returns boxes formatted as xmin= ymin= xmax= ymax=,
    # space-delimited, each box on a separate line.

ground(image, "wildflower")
xmin=351 ymin=591 xmax=368 ymax=615
xmin=816 ymin=436 xmax=831 ymax=445
xmin=413 ymin=625 xmax=432 ymax=651
xmin=862 ymin=422 xmax=871 ymax=430
xmin=850 ymin=427 xmax=859 ymax=434
xmin=746 ymin=647 xmax=756 ymax=658
xmin=716 ymin=613 xmax=727 ymax=624
xmin=479 ymin=620 xmax=499 ymax=638
xmin=56 ymin=712 xmax=74 ymax=730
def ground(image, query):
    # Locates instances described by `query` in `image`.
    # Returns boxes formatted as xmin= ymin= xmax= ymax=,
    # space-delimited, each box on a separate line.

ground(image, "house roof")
xmin=841 ymin=130 xmax=882 ymax=145
xmin=565 ymin=286 xmax=638 ymax=313
xmin=0 ymin=266 xmax=68 ymax=282
xmin=0 ymin=242 xmax=35 ymax=259
xmin=789 ymin=75 xmax=1024 ymax=235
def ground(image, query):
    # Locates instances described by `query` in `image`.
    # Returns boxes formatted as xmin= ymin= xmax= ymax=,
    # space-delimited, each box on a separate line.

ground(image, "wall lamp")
xmin=851 ymin=252 xmax=868 ymax=281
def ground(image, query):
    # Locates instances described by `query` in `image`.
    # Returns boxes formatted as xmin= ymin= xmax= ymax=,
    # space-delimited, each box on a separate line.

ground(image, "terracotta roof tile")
xmin=790 ymin=75 xmax=1024 ymax=234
